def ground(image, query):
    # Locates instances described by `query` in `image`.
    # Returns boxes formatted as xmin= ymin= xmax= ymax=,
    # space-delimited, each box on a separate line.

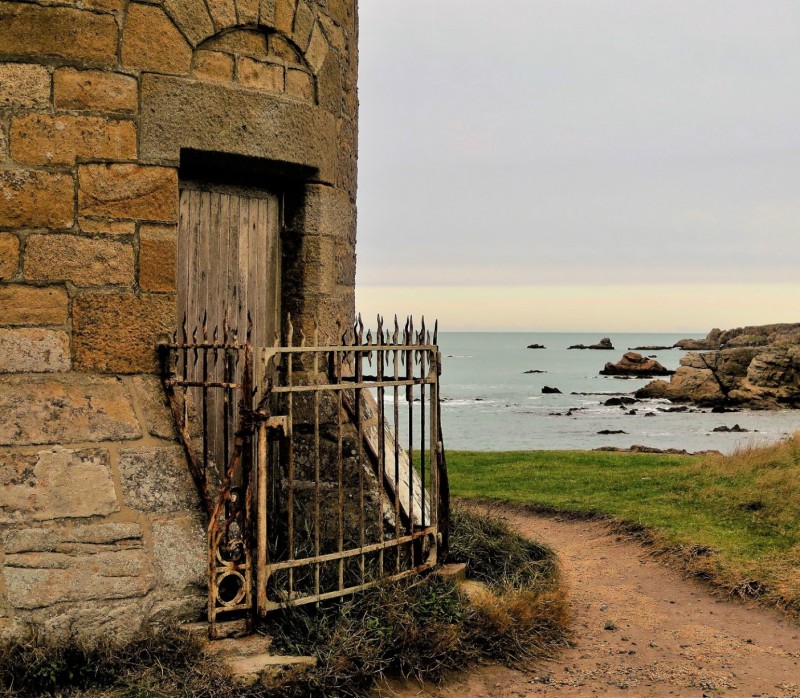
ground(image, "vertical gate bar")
xmin=420 ymin=322 xmax=427 ymax=529
xmin=201 ymin=318 xmax=209 ymax=490
xmin=406 ymin=318 xmax=415 ymax=566
xmin=356 ymin=317 xmax=365 ymax=583
xmin=376 ymin=317 xmax=385 ymax=580
xmin=287 ymin=318 xmax=295 ymax=599
xmin=431 ymin=344 xmax=439 ymax=559
xmin=257 ymin=420 xmax=267 ymax=616
xmin=181 ymin=315 xmax=190 ymax=461
xmin=313 ymin=325 xmax=321 ymax=604
xmin=392 ymin=317 xmax=401 ymax=573
xmin=241 ymin=342 xmax=254 ymax=630
xmin=336 ymin=347 xmax=344 ymax=591
xmin=223 ymin=322 xmax=231 ymax=475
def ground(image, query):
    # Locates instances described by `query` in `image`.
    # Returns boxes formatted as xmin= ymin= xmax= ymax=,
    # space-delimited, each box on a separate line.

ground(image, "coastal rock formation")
xmin=600 ymin=352 xmax=673 ymax=378
xmin=526 ymin=343 xmax=546 ymax=349
xmin=568 ymin=337 xmax=614 ymax=350
xmin=674 ymin=324 xmax=800 ymax=350
xmin=629 ymin=345 xmax=673 ymax=351
xmin=542 ymin=386 xmax=561 ymax=394
xmin=636 ymin=341 xmax=800 ymax=409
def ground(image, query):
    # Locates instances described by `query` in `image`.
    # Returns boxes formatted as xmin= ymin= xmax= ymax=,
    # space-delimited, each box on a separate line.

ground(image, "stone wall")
xmin=0 ymin=0 xmax=358 ymax=641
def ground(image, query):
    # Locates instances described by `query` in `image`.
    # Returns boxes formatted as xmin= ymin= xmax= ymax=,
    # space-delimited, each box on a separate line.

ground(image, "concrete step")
xmin=183 ymin=623 xmax=316 ymax=684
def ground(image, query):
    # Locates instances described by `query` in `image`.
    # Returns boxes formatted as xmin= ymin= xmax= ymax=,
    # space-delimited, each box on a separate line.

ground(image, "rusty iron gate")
xmin=159 ymin=314 xmax=449 ymax=638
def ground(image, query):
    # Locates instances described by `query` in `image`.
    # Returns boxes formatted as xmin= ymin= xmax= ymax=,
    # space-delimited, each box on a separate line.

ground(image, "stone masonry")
xmin=0 ymin=0 xmax=358 ymax=641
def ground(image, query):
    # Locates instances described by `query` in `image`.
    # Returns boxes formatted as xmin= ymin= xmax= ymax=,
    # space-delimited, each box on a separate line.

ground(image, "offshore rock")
xmin=600 ymin=352 xmax=673 ymax=377
xmin=568 ymin=337 xmax=614 ymax=350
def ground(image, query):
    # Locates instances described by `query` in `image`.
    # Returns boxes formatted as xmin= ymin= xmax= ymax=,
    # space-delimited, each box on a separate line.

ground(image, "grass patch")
xmin=447 ymin=435 xmax=800 ymax=612
xmin=0 ymin=506 xmax=568 ymax=697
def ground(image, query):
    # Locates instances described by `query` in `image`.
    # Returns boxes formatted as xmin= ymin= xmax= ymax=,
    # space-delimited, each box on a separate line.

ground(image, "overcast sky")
xmin=353 ymin=1 xmax=800 ymax=332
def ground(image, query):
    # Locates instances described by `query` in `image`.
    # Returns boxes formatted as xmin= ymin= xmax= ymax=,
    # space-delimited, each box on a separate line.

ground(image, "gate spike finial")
xmin=202 ymin=310 xmax=208 ymax=341
xmin=247 ymin=311 xmax=253 ymax=343
xmin=286 ymin=313 xmax=294 ymax=348
xmin=433 ymin=319 xmax=438 ymax=345
xmin=181 ymin=312 xmax=188 ymax=343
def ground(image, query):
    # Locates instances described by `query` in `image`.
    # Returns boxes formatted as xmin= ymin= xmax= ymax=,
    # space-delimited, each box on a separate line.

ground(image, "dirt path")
xmin=382 ymin=506 xmax=800 ymax=697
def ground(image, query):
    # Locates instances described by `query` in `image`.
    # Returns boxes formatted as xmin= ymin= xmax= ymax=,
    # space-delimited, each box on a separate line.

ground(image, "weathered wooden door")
xmin=177 ymin=184 xmax=281 ymax=348
xmin=177 ymin=183 xmax=281 ymax=471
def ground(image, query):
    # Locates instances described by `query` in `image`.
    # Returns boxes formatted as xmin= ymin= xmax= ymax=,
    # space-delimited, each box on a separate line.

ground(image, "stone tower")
xmin=0 ymin=0 xmax=358 ymax=640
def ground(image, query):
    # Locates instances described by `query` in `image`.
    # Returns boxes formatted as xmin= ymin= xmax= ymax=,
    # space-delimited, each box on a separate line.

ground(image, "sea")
xmin=436 ymin=332 xmax=800 ymax=454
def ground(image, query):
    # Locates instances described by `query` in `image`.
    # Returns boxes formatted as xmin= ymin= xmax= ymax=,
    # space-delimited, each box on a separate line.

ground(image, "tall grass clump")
xmin=685 ymin=433 xmax=800 ymax=610
xmin=0 ymin=505 xmax=568 ymax=697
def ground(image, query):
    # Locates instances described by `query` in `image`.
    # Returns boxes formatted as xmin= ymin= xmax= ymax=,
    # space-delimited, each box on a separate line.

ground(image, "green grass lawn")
xmin=446 ymin=441 xmax=800 ymax=612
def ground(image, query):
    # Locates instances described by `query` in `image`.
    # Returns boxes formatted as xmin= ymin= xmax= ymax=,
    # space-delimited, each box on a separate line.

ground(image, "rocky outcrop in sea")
xmin=637 ymin=325 xmax=800 ymax=409
xmin=600 ymin=352 xmax=674 ymax=377
xmin=568 ymin=337 xmax=614 ymax=350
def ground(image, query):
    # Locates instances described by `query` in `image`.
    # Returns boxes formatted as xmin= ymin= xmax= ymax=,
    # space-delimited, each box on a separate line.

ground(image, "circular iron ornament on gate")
xmin=215 ymin=570 xmax=247 ymax=607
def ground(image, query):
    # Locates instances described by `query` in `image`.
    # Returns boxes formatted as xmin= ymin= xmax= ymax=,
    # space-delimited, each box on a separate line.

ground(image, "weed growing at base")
xmin=447 ymin=435 xmax=800 ymax=612
xmin=0 ymin=507 xmax=568 ymax=697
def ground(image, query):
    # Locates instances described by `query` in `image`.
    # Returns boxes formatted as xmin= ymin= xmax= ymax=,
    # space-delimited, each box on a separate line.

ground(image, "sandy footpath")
xmin=380 ymin=505 xmax=800 ymax=697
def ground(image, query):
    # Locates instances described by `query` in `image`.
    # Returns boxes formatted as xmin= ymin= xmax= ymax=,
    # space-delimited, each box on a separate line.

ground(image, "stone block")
xmin=207 ymin=0 xmax=237 ymax=31
xmin=54 ymin=68 xmax=138 ymax=114
xmin=25 ymin=234 xmax=134 ymax=287
xmin=0 ymin=64 xmax=51 ymax=112
xmin=0 ymin=447 xmax=118 ymax=523
xmin=0 ymin=233 xmax=19 ymax=278
xmin=78 ymin=164 xmax=178 ymax=222
xmin=297 ymin=234 xmax=336 ymax=295
xmin=139 ymin=224 xmax=177 ymax=292
xmin=163 ymin=0 xmax=215 ymax=46
xmin=11 ymin=114 xmax=136 ymax=166
xmin=290 ymin=184 xmax=352 ymax=237
xmin=285 ymin=68 xmax=314 ymax=101
xmin=318 ymin=14 xmax=346 ymax=56
xmin=119 ymin=446 xmax=199 ymax=513
xmin=235 ymin=0 xmax=259 ymax=24
xmin=0 ymin=3 xmax=118 ymax=64
xmin=0 ymin=328 xmax=70 ymax=373
xmin=316 ymin=50 xmax=342 ymax=114
xmin=305 ymin=22 xmax=329 ymax=74
xmin=0 ymin=373 xmax=142 ymax=446
xmin=25 ymin=598 xmax=148 ymax=644
xmin=3 ymin=522 xmax=153 ymax=610
xmin=122 ymin=3 xmax=192 ymax=74
xmin=273 ymin=0 xmax=297 ymax=35
xmin=0 ymin=285 xmax=68 ymax=326
xmin=139 ymin=74 xmax=337 ymax=181
xmin=325 ymin=0 xmax=351 ymax=27
xmin=205 ymin=29 xmax=268 ymax=56
xmin=269 ymin=34 xmax=302 ymax=64
xmin=151 ymin=514 xmax=205 ymax=588
xmin=193 ymin=50 xmax=235 ymax=82
xmin=292 ymin=1 xmax=314 ymax=51
xmin=259 ymin=0 xmax=276 ymax=27
xmin=78 ymin=217 xmax=136 ymax=237
xmin=130 ymin=374 xmax=177 ymax=439
xmin=0 ymin=169 xmax=74 ymax=229
xmin=73 ymin=292 xmax=176 ymax=372
xmin=237 ymin=57 xmax=284 ymax=92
